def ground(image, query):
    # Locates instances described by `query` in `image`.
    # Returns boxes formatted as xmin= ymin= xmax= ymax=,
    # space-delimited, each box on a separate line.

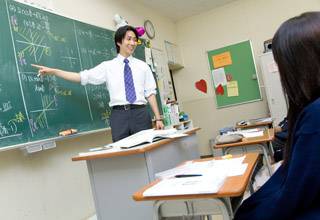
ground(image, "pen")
xmin=175 ymin=174 xmax=202 ymax=178
xmin=89 ymin=146 xmax=113 ymax=152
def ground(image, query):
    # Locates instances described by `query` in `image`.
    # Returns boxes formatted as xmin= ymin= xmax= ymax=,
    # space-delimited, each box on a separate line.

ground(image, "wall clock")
xmin=144 ymin=20 xmax=155 ymax=39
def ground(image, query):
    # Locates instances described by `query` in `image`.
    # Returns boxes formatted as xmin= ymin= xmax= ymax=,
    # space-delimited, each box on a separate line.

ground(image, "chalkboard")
xmin=0 ymin=0 xmax=152 ymax=149
xmin=207 ymin=40 xmax=261 ymax=108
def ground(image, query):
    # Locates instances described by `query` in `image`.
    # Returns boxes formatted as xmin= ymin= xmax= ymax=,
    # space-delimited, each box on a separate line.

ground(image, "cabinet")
xmin=151 ymin=48 xmax=176 ymax=102
xmin=259 ymin=52 xmax=287 ymax=125
xmin=164 ymin=41 xmax=184 ymax=70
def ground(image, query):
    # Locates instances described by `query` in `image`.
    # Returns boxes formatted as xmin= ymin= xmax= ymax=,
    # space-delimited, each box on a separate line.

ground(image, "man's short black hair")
xmin=114 ymin=25 xmax=139 ymax=53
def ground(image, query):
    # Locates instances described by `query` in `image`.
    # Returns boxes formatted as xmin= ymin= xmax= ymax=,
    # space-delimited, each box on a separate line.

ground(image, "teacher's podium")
xmin=72 ymin=128 xmax=200 ymax=220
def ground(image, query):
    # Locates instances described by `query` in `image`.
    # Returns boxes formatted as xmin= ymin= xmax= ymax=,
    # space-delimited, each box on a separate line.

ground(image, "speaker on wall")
xmin=263 ymin=39 xmax=272 ymax=53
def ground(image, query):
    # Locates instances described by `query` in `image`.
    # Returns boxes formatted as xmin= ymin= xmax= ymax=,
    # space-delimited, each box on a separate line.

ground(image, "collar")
xmin=117 ymin=54 xmax=133 ymax=63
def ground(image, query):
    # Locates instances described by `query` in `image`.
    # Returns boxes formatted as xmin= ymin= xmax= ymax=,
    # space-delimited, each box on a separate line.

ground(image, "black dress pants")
xmin=110 ymin=106 xmax=152 ymax=142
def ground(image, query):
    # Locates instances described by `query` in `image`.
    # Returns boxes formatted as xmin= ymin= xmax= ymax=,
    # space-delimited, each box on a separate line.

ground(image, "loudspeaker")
xmin=264 ymin=39 xmax=272 ymax=53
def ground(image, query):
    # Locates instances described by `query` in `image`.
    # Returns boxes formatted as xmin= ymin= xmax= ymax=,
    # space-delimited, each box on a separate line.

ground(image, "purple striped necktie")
xmin=123 ymin=58 xmax=137 ymax=103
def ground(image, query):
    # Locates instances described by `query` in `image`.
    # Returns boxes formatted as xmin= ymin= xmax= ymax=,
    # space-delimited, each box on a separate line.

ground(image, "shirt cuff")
xmin=79 ymin=70 xmax=88 ymax=86
xmin=144 ymin=89 xmax=157 ymax=97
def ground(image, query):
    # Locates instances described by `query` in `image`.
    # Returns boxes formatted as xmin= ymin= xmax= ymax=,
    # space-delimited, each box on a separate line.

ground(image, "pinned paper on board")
xmin=226 ymin=73 xmax=233 ymax=82
xmin=227 ymin=81 xmax=239 ymax=97
xmin=211 ymin=68 xmax=227 ymax=88
xmin=216 ymin=84 xmax=224 ymax=95
xmin=144 ymin=47 xmax=153 ymax=65
xmin=212 ymin=51 xmax=232 ymax=69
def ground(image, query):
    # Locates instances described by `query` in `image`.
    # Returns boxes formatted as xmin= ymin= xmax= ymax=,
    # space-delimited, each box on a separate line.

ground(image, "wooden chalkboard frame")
xmin=207 ymin=40 xmax=262 ymax=108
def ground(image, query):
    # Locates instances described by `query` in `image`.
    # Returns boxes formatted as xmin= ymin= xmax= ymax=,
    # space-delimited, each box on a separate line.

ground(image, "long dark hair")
xmin=272 ymin=12 xmax=320 ymax=164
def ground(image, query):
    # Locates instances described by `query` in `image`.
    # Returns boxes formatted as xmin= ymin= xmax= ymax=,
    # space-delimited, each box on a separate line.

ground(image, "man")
xmin=32 ymin=25 xmax=164 ymax=141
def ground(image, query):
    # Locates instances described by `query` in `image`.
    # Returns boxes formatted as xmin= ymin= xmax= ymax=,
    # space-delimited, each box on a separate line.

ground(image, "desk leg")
xmin=257 ymin=144 xmax=272 ymax=175
xmin=268 ymin=141 xmax=275 ymax=156
xmin=153 ymin=201 xmax=164 ymax=220
xmin=154 ymin=199 xmax=231 ymax=220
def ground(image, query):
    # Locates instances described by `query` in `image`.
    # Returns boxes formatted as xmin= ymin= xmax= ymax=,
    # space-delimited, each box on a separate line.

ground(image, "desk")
xmin=72 ymin=128 xmax=200 ymax=220
xmin=215 ymin=128 xmax=274 ymax=175
xmin=236 ymin=119 xmax=273 ymax=129
xmin=133 ymin=153 xmax=259 ymax=220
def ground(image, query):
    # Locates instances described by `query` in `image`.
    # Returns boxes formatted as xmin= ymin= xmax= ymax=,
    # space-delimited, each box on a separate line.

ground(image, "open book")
xmin=107 ymin=128 xmax=188 ymax=149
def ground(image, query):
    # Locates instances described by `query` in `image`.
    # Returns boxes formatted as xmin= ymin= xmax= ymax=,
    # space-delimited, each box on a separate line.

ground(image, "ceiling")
xmin=136 ymin=0 xmax=237 ymax=22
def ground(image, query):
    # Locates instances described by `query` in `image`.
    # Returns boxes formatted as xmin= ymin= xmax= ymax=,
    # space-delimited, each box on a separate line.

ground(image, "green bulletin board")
xmin=207 ymin=40 xmax=261 ymax=108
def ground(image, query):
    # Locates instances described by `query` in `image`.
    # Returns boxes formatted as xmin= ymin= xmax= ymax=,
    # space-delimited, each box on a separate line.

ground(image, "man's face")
xmin=118 ymin=30 xmax=137 ymax=57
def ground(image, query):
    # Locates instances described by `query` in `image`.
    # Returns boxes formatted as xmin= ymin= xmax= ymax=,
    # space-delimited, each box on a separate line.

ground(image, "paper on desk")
xmin=143 ymin=172 xmax=227 ymax=197
xmin=251 ymin=117 xmax=273 ymax=123
xmin=155 ymin=156 xmax=247 ymax=179
xmin=227 ymin=129 xmax=264 ymax=138
xmin=155 ymin=160 xmax=214 ymax=179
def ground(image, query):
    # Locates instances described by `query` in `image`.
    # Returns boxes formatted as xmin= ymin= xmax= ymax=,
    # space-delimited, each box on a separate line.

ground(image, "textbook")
xmin=107 ymin=128 xmax=188 ymax=149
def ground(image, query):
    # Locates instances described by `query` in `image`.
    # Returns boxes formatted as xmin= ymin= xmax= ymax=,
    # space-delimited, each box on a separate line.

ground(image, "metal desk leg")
xmin=257 ymin=144 xmax=272 ymax=175
xmin=153 ymin=201 xmax=164 ymax=220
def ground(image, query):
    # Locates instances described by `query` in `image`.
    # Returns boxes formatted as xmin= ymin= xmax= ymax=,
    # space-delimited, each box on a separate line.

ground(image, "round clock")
xmin=144 ymin=20 xmax=155 ymax=39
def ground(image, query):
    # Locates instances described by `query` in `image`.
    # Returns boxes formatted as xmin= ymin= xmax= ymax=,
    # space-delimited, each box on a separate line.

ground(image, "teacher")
xmin=32 ymin=25 xmax=164 ymax=141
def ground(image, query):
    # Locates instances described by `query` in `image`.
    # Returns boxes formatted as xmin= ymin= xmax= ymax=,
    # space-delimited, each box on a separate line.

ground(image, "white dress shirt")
xmin=80 ymin=54 xmax=156 ymax=107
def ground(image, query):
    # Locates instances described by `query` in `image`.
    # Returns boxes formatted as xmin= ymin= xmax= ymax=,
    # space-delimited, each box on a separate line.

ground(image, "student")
xmin=32 ymin=25 xmax=164 ymax=141
xmin=235 ymin=12 xmax=320 ymax=219
xmin=272 ymin=117 xmax=288 ymax=162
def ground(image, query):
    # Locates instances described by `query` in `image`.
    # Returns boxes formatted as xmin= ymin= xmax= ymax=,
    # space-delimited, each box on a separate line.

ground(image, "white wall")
xmin=0 ymin=0 xmax=177 ymax=219
xmin=174 ymin=0 xmax=320 ymax=155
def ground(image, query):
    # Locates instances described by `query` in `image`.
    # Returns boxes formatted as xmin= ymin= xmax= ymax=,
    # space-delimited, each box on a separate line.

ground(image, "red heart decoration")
xmin=195 ymin=79 xmax=207 ymax=93
xmin=216 ymin=84 xmax=224 ymax=95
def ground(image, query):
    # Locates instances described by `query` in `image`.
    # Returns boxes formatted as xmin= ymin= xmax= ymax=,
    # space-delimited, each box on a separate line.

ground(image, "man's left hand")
xmin=155 ymin=121 xmax=164 ymax=130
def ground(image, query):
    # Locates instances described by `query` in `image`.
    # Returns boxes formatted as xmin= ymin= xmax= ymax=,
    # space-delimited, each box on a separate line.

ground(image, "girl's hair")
xmin=272 ymin=12 xmax=320 ymax=164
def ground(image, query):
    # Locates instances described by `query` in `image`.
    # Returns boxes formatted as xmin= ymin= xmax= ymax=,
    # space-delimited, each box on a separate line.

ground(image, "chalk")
xmin=222 ymin=154 xmax=233 ymax=159
xmin=59 ymin=129 xmax=78 ymax=136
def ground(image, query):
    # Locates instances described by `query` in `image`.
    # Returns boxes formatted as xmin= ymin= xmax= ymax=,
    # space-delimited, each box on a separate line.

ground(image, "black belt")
xmin=112 ymin=104 xmax=146 ymax=110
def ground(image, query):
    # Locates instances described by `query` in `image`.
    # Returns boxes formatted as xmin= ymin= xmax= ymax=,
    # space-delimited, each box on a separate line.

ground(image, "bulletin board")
xmin=207 ymin=40 xmax=261 ymax=108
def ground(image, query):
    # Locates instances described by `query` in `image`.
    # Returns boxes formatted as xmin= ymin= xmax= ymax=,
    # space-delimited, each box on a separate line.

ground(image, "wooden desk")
xmin=235 ymin=118 xmax=273 ymax=129
xmin=215 ymin=128 xmax=274 ymax=175
xmin=72 ymin=127 xmax=200 ymax=220
xmin=133 ymin=153 xmax=259 ymax=220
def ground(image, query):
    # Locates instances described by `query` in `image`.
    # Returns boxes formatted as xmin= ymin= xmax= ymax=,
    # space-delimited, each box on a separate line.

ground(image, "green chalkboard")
xmin=207 ymin=40 xmax=261 ymax=108
xmin=0 ymin=0 xmax=153 ymax=149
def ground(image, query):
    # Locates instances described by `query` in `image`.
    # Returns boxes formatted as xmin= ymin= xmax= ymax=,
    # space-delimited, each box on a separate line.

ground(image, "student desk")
xmin=215 ymin=128 xmax=274 ymax=175
xmin=72 ymin=127 xmax=200 ymax=220
xmin=235 ymin=119 xmax=273 ymax=129
xmin=133 ymin=153 xmax=259 ymax=220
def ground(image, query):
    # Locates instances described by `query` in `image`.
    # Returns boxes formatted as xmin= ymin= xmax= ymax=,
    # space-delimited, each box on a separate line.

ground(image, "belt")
xmin=112 ymin=104 xmax=146 ymax=110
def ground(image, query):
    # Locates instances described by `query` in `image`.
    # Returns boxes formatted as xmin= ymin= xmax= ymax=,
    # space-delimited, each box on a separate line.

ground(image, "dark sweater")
xmin=234 ymin=98 xmax=320 ymax=220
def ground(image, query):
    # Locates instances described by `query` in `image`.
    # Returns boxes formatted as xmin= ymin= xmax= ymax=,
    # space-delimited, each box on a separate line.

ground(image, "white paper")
xmin=143 ymin=172 xmax=226 ymax=197
xmin=145 ymin=47 xmax=153 ymax=65
xmin=155 ymin=156 xmax=247 ymax=179
xmin=227 ymin=128 xmax=264 ymax=138
xmin=211 ymin=68 xmax=227 ymax=87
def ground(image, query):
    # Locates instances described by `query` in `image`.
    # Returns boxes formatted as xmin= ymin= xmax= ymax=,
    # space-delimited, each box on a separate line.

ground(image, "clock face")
xmin=144 ymin=20 xmax=155 ymax=39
